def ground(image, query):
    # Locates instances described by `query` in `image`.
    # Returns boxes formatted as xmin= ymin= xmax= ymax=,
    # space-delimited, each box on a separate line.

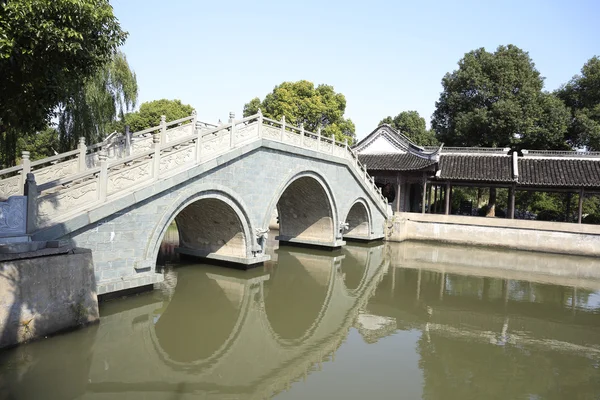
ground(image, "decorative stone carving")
xmin=33 ymin=158 xmax=79 ymax=185
xmin=284 ymin=131 xmax=302 ymax=146
xmin=254 ymin=228 xmax=269 ymax=254
xmin=202 ymin=131 xmax=230 ymax=158
xmin=320 ymin=141 xmax=333 ymax=153
xmin=166 ymin=124 xmax=193 ymax=143
xmin=234 ymin=123 xmax=258 ymax=144
xmin=0 ymin=196 xmax=26 ymax=236
xmin=159 ymin=146 xmax=195 ymax=174
xmin=37 ymin=180 xmax=98 ymax=227
xmin=263 ymin=126 xmax=280 ymax=140
xmin=131 ymin=136 xmax=154 ymax=155
xmin=0 ymin=175 xmax=21 ymax=200
xmin=304 ymin=136 xmax=318 ymax=150
xmin=107 ymin=161 xmax=152 ymax=195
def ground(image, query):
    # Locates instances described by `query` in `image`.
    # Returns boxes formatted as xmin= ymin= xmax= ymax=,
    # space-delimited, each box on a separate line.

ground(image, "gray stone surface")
xmin=387 ymin=212 xmax=600 ymax=257
xmin=0 ymin=248 xmax=98 ymax=348
xmin=29 ymin=141 xmax=387 ymax=295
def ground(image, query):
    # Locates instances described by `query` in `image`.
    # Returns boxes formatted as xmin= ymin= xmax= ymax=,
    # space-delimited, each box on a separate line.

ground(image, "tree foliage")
xmin=432 ymin=45 xmax=570 ymax=150
xmin=0 ymin=0 xmax=127 ymax=167
xmin=16 ymin=126 xmax=60 ymax=161
xmin=117 ymin=99 xmax=194 ymax=133
xmin=556 ymin=56 xmax=600 ymax=150
xmin=243 ymin=80 xmax=356 ymax=144
xmin=58 ymin=51 xmax=138 ymax=150
xmin=379 ymin=111 xmax=438 ymax=146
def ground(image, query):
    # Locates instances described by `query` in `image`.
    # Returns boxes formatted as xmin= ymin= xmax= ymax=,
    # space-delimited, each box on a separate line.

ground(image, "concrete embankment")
xmin=386 ymin=212 xmax=600 ymax=259
xmin=0 ymin=247 xmax=98 ymax=349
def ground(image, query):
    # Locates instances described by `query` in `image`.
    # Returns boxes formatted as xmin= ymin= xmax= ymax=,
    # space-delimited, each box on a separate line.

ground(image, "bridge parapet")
xmin=15 ymin=111 xmax=388 ymax=231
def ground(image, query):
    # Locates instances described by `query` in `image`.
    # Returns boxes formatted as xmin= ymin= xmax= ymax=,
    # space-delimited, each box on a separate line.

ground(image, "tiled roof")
xmin=518 ymin=158 xmax=600 ymax=187
xmin=358 ymin=153 xmax=437 ymax=171
xmin=439 ymin=155 xmax=513 ymax=182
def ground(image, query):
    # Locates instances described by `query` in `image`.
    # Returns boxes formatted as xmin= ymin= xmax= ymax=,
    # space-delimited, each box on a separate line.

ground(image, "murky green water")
xmin=1 ymin=235 xmax=600 ymax=399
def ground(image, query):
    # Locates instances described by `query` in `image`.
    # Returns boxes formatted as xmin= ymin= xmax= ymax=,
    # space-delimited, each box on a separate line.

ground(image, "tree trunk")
xmin=486 ymin=187 xmax=496 ymax=217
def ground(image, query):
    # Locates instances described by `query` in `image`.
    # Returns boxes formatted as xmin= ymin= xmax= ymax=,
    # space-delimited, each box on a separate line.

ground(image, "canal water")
xmin=1 ymin=230 xmax=600 ymax=399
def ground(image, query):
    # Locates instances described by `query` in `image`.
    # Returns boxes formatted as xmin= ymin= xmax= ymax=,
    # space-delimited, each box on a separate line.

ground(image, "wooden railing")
xmin=8 ymin=111 xmax=388 ymax=230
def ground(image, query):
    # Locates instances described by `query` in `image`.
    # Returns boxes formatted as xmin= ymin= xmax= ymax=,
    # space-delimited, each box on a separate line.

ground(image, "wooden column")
xmin=433 ymin=185 xmax=438 ymax=213
xmin=427 ymin=182 xmax=432 ymax=213
xmin=444 ymin=182 xmax=451 ymax=215
xmin=395 ymin=177 xmax=402 ymax=213
xmin=578 ymin=188 xmax=584 ymax=224
xmin=509 ymin=184 xmax=516 ymax=219
xmin=421 ymin=177 xmax=427 ymax=214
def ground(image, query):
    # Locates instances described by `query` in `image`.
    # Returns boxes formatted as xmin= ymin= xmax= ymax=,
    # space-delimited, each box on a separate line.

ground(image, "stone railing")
xmin=17 ymin=111 xmax=387 ymax=230
xmin=521 ymin=149 xmax=600 ymax=158
xmin=0 ymin=113 xmax=213 ymax=200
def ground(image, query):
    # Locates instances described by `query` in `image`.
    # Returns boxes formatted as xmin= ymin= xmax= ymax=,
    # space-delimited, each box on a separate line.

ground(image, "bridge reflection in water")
xmin=1 ymin=242 xmax=600 ymax=399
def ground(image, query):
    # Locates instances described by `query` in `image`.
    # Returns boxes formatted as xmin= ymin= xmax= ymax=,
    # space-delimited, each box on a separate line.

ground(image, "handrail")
xmin=0 ymin=164 xmax=24 ymax=176
xmin=30 ymin=149 xmax=80 ymax=167
xmin=132 ymin=125 xmax=162 ymax=137
xmin=107 ymin=148 xmax=155 ymax=168
xmin=38 ymin=167 xmax=102 ymax=191
xmin=165 ymin=115 xmax=194 ymax=127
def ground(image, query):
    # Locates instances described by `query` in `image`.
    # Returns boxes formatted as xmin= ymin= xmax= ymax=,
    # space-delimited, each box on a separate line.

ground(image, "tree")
xmin=556 ymin=56 xmax=600 ymax=150
xmin=243 ymin=80 xmax=356 ymax=144
xmin=58 ymin=51 xmax=138 ymax=150
xmin=379 ymin=111 xmax=438 ymax=146
xmin=0 ymin=0 xmax=127 ymax=167
xmin=431 ymin=45 xmax=571 ymax=216
xmin=118 ymin=99 xmax=194 ymax=133
xmin=16 ymin=126 xmax=60 ymax=161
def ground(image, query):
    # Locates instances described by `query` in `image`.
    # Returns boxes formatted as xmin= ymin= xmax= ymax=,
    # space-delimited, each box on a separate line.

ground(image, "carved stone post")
xmin=317 ymin=127 xmax=321 ymax=152
xmin=160 ymin=115 xmax=167 ymax=144
xmin=257 ymin=109 xmax=263 ymax=138
xmin=98 ymin=150 xmax=108 ymax=202
xmin=125 ymin=126 xmax=131 ymax=156
xmin=229 ymin=112 xmax=236 ymax=148
xmin=280 ymin=115 xmax=286 ymax=141
xmin=195 ymin=112 xmax=203 ymax=164
xmin=299 ymin=123 xmax=304 ymax=147
xmin=78 ymin=137 xmax=87 ymax=171
xmin=24 ymin=173 xmax=38 ymax=234
xmin=153 ymin=132 xmax=161 ymax=180
xmin=20 ymin=151 xmax=31 ymax=195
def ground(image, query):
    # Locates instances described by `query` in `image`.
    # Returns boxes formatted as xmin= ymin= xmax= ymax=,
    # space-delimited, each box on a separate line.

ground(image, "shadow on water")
xmin=1 ymin=237 xmax=600 ymax=399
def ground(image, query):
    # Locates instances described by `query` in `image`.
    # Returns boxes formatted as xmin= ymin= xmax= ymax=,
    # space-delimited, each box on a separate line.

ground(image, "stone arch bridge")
xmin=0 ymin=112 xmax=391 ymax=294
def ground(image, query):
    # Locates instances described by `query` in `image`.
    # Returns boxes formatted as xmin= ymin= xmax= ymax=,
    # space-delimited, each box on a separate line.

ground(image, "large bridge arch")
xmin=145 ymin=184 xmax=266 ymax=269
xmin=263 ymin=169 xmax=343 ymax=248
xmin=343 ymin=198 xmax=373 ymax=241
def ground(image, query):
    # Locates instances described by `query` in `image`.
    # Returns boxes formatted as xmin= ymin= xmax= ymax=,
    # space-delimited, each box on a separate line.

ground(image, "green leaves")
xmin=378 ymin=111 xmax=438 ymax=146
xmin=121 ymin=99 xmax=194 ymax=133
xmin=432 ymin=45 xmax=567 ymax=150
xmin=0 ymin=0 xmax=126 ymax=166
xmin=243 ymin=80 xmax=356 ymax=144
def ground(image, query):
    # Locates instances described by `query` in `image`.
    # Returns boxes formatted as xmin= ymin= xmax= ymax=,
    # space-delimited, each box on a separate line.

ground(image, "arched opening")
xmin=154 ymin=267 xmax=243 ymax=363
xmin=276 ymin=176 xmax=335 ymax=245
xmin=344 ymin=201 xmax=371 ymax=239
xmin=175 ymin=198 xmax=247 ymax=260
xmin=340 ymin=246 xmax=369 ymax=291
xmin=263 ymin=249 xmax=333 ymax=341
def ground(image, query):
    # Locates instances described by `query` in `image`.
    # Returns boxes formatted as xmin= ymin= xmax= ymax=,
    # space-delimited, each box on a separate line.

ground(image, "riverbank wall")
xmin=386 ymin=212 xmax=600 ymax=258
xmin=0 ymin=248 xmax=99 ymax=349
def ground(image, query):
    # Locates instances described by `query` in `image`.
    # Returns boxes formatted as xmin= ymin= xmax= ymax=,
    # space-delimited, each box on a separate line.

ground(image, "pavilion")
xmin=354 ymin=124 xmax=600 ymax=223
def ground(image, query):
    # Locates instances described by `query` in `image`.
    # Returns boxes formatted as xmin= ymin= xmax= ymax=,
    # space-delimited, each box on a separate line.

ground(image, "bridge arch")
xmin=343 ymin=198 xmax=372 ymax=240
xmin=263 ymin=169 xmax=340 ymax=247
xmin=145 ymin=185 xmax=256 ymax=268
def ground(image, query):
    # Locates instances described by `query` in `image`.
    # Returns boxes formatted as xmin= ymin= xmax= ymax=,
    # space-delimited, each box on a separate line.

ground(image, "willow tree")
xmin=58 ymin=51 xmax=138 ymax=150
xmin=243 ymin=80 xmax=356 ymax=144
xmin=0 ymin=0 xmax=127 ymax=167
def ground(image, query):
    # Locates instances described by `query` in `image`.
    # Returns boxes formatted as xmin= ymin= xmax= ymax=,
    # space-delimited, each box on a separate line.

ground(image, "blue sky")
xmin=112 ymin=0 xmax=599 ymax=139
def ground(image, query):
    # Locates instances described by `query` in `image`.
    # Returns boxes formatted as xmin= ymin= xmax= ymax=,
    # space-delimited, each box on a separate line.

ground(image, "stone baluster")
xmin=98 ymin=150 xmax=108 ymax=202
xmin=24 ymin=173 xmax=38 ymax=234
xmin=153 ymin=132 xmax=161 ymax=180
xmin=160 ymin=115 xmax=167 ymax=144
xmin=299 ymin=123 xmax=304 ymax=147
xmin=280 ymin=115 xmax=286 ymax=141
xmin=229 ymin=112 xmax=235 ymax=149
xmin=78 ymin=137 xmax=87 ymax=171
xmin=20 ymin=151 xmax=31 ymax=195
xmin=257 ymin=109 xmax=263 ymax=138
xmin=316 ymin=127 xmax=321 ymax=152
xmin=194 ymin=111 xmax=203 ymax=163
xmin=125 ymin=125 xmax=131 ymax=156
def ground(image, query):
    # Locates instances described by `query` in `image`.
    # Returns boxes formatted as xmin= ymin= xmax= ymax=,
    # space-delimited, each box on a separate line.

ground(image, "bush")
xmin=536 ymin=209 xmax=563 ymax=222
xmin=582 ymin=213 xmax=600 ymax=225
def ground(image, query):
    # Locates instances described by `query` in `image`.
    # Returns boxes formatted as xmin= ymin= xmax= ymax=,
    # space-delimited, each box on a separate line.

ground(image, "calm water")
xmin=1 ymin=233 xmax=600 ymax=400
